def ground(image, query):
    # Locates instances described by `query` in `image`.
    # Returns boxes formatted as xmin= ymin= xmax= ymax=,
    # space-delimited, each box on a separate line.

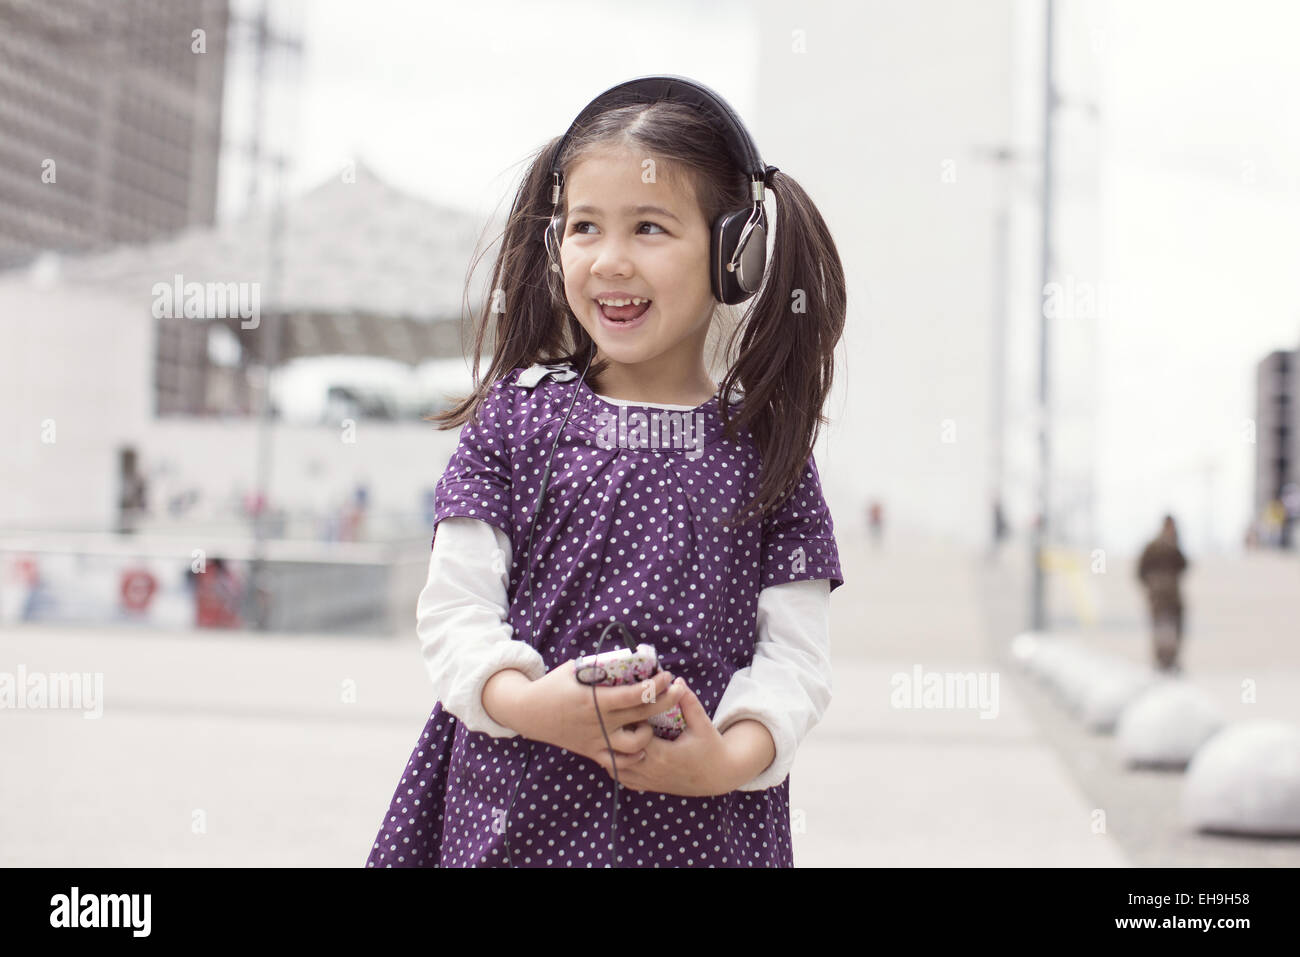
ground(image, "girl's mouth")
xmin=595 ymin=299 xmax=652 ymax=330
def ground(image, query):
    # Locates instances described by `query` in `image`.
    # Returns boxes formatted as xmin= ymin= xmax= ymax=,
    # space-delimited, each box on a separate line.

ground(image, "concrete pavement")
xmin=977 ymin=537 xmax=1300 ymax=867
xmin=0 ymin=530 xmax=1201 ymax=867
xmin=791 ymin=531 xmax=1128 ymax=866
xmin=0 ymin=624 xmax=432 ymax=867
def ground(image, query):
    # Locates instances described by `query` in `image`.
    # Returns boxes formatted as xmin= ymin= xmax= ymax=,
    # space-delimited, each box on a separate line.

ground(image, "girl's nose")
xmin=591 ymin=240 xmax=634 ymax=277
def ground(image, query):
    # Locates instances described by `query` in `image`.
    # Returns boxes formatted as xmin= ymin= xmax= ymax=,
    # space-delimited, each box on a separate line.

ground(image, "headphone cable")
xmin=503 ymin=344 xmax=595 ymax=868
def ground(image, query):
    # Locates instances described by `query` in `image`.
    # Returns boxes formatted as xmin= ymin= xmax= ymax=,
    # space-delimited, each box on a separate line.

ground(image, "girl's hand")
xmin=601 ymin=679 xmax=736 ymax=797
xmin=514 ymin=659 xmax=690 ymax=775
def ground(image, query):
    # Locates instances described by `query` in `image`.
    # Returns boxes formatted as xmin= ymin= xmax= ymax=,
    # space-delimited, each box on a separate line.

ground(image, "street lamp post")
xmin=1032 ymin=0 xmax=1057 ymax=632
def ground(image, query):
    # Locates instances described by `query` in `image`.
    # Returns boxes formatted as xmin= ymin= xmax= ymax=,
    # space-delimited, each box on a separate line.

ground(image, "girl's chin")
xmin=581 ymin=320 xmax=650 ymax=349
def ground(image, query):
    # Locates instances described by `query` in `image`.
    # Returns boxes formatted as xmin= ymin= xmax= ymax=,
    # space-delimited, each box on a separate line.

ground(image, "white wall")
xmin=753 ymin=0 xmax=1016 ymax=547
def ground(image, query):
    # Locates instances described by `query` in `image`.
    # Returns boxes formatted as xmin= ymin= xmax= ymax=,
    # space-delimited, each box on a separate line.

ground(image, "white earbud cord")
xmin=503 ymin=346 xmax=610 ymax=867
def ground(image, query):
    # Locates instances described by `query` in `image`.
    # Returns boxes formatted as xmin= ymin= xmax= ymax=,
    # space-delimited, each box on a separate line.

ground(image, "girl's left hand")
xmin=604 ymin=678 xmax=734 ymax=797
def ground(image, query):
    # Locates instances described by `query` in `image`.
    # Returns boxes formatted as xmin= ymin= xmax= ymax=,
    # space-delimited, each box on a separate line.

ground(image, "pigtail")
xmin=716 ymin=169 xmax=847 ymax=528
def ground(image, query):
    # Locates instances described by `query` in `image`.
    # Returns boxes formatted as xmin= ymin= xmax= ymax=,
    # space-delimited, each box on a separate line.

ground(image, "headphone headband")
xmin=549 ymin=74 xmax=777 ymax=204
xmin=544 ymin=74 xmax=777 ymax=306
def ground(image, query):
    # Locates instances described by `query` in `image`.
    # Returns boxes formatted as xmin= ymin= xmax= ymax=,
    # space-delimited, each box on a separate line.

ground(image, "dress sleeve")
xmin=760 ymin=452 xmax=844 ymax=593
xmin=430 ymin=376 xmax=518 ymax=544
xmin=711 ymin=578 xmax=832 ymax=791
xmin=416 ymin=515 xmax=546 ymax=738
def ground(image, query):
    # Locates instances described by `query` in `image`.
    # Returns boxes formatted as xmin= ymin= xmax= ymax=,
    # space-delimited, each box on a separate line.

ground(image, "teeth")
xmin=596 ymin=297 xmax=650 ymax=306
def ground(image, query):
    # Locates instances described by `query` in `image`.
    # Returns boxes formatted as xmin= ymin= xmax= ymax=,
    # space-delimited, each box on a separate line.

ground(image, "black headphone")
xmin=542 ymin=74 xmax=780 ymax=306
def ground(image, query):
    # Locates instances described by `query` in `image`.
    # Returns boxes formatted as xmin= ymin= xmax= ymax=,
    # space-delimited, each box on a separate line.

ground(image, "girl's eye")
xmin=571 ymin=221 xmax=666 ymax=236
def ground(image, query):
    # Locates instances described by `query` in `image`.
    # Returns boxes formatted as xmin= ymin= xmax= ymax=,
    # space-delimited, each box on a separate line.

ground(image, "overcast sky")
xmin=1092 ymin=0 xmax=1300 ymax=553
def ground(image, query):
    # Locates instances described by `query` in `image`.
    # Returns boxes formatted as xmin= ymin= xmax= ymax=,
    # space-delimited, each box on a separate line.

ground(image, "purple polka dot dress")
xmin=366 ymin=363 xmax=844 ymax=867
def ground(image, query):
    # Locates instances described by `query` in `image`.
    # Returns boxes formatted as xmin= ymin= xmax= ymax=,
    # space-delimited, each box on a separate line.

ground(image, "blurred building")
xmin=0 ymin=162 xmax=488 ymax=534
xmin=1254 ymin=347 xmax=1298 ymax=536
xmin=753 ymin=0 xmax=1103 ymax=548
xmin=0 ymin=0 xmax=230 ymax=270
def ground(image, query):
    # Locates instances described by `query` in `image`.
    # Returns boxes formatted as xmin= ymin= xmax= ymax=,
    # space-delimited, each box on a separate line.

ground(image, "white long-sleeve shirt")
xmin=416 ymin=391 xmax=834 ymax=792
xmin=417 ymin=516 xmax=832 ymax=792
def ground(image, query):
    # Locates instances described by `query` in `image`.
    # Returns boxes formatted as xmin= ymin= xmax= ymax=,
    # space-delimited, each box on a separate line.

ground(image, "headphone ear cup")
xmin=711 ymin=207 xmax=767 ymax=305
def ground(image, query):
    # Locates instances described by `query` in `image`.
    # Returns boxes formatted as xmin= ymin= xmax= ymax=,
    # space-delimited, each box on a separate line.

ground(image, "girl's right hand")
xmin=515 ymin=659 xmax=688 ymax=777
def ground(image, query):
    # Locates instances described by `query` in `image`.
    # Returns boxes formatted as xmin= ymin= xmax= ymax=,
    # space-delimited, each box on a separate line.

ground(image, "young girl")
xmin=366 ymin=76 xmax=846 ymax=867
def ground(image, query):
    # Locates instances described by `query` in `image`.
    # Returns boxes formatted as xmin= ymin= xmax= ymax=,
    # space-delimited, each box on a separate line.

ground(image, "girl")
xmin=367 ymin=76 xmax=846 ymax=867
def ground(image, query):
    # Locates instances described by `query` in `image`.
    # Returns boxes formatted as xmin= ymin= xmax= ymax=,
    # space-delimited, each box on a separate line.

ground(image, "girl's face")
xmin=559 ymin=146 xmax=716 ymax=376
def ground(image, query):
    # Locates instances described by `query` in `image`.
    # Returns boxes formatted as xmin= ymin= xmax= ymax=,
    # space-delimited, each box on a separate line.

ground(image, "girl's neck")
xmin=592 ymin=364 xmax=718 ymax=407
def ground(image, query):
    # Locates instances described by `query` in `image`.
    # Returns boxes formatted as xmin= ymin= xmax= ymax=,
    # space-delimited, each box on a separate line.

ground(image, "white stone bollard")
xmin=1115 ymin=680 xmax=1224 ymax=768
xmin=1182 ymin=720 xmax=1300 ymax=836
xmin=1078 ymin=666 xmax=1155 ymax=734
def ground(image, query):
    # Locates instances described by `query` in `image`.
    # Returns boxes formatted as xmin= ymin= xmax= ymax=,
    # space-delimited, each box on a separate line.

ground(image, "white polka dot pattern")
xmin=366 ymin=364 xmax=843 ymax=867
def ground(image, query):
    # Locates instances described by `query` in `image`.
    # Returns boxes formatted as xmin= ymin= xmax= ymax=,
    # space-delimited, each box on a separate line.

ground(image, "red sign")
xmin=120 ymin=569 xmax=158 ymax=612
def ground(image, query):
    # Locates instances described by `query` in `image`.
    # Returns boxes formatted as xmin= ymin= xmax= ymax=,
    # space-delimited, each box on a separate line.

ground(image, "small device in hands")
xmin=574 ymin=642 xmax=686 ymax=740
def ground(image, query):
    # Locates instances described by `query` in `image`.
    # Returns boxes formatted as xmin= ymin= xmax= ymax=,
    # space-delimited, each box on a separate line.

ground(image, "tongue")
xmin=602 ymin=301 xmax=651 ymax=322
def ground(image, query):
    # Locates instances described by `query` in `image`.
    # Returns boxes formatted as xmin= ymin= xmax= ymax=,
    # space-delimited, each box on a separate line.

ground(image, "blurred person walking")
xmin=986 ymin=496 xmax=1009 ymax=562
xmin=191 ymin=557 xmax=244 ymax=628
xmin=1281 ymin=483 xmax=1300 ymax=550
xmin=1263 ymin=499 xmax=1286 ymax=547
xmin=867 ymin=500 xmax=884 ymax=548
xmin=1136 ymin=514 xmax=1189 ymax=673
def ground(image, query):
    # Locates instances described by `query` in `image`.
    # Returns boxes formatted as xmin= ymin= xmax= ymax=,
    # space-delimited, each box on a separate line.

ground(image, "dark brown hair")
xmin=428 ymin=99 xmax=846 ymax=528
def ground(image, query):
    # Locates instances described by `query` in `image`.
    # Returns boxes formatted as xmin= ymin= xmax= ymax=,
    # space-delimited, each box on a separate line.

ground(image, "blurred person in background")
xmin=191 ymin=557 xmax=244 ymax=628
xmin=341 ymin=483 xmax=369 ymax=541
xmin=116 ymin=448 xmax=150 ymax=534
xmin=986 ymin=495 xmax=1009 ymax=562
xmin=992 ymin=498 xmax=1008 ymax=545
xmin=1281 ymin=483 xmax=1300 ymax=550
xmin=1263 ymin=498 xmax=1286 ymax=547
xmin=867 ymin=499 xmax=884 ymax=548
xmin=1136 ymin=514 xmax=1189 ymax=673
